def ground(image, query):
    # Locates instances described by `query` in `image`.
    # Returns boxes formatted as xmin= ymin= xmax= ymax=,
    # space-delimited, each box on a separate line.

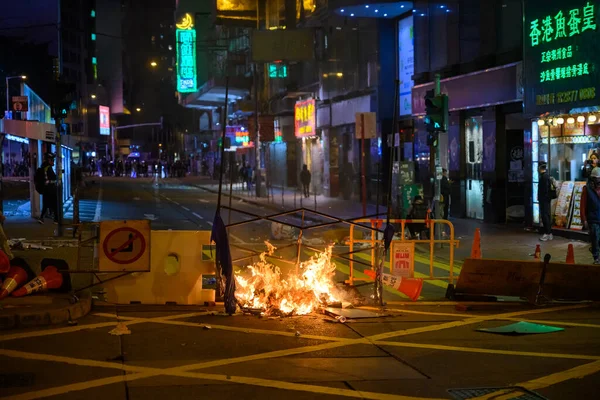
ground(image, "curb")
xmin=0 ymin=291 xmax=92 ymax=330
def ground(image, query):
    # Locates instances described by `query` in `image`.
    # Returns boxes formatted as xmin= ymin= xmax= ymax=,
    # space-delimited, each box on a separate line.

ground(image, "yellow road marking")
xmin=374 ymin=340 xmax=600 ymax=361
xmin=519 ymin=359 xmax=600 ymax=390
xmin=362 ymin=307 xmax=488 ymax=318
xmin=469 ymin=360 xmax=600 ymax=400
xmin=1 ymin=303 xmax=594 ymax=400
xmin=0 ymin=322 xmax=121 ymax=342
xmin=3 ymin=373 xmax=156 ymax=400
xmin=93 ymin=313 xmax=351 ymax=342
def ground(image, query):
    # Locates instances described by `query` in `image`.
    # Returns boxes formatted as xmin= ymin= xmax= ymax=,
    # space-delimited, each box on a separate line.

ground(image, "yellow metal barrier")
xmin=348 ymin=219 xmax=460 ymax=286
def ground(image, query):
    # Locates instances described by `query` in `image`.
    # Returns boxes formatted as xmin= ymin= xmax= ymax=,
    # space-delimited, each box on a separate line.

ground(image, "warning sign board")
xmin=99 ymin=220 xmax=151 ymax=272
xmin=390 ymin=241 xmax=414 ymax=278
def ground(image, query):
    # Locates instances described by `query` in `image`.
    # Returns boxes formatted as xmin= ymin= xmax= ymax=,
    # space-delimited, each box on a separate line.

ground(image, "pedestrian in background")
xmin=300 ymin=164 xmax=311 ymax=198
xmin=440 ymin=168 xmax=451 ymax=220
xmin=537 ymin=162 xmax=555 ymax=241
xmin=35 ymin=153 xmax=58 ymax=224
xmin=581 ymin=167 xmax=600 ymax=264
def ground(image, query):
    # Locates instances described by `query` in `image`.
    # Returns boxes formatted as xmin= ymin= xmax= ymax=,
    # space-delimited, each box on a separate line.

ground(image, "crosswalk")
xmin=64 ymin=199 xmax=100 ymax=222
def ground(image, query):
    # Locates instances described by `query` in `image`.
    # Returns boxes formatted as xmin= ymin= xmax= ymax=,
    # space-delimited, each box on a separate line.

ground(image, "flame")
xmin=235 ymin=242 xmax=340 ymax=315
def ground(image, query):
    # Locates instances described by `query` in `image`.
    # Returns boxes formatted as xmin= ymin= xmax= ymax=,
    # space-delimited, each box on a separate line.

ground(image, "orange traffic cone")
xmin=362 ymin=269 xmax=423 ymax=301
xmin=566 ymin=244 xmax=575 ymax=264
xmin=534 ymin=244 xmax=541 ymax=260
xmin=0 ymin=265 xmax=29 ymax=299
xmin=12 ymin=266 xmax=63 ymax=297
xmin=470 ymin=228 xmax=482 ymax=259
xmin=0 ymin=250 xmax=9 ymax=274
xmin=397 ymin=278 xmax=424 ymax=302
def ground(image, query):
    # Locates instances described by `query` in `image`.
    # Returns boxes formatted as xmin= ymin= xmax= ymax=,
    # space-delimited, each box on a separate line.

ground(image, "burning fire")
xmin=235 ymin=242 xmax=341 ymax=315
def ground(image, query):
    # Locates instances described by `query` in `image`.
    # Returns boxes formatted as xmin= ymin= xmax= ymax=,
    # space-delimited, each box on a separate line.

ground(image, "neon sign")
xmin=226 ymin=126 xmax=253 ymax=148
xmin=99 ymin=106 xmax=110 ymax=136
xmin=524 ymin=0 xmax=600 ymax=114
xmin=530 ymin=2 xmax=596 ymax=47
xmin=176 ymin=14 xmax=196 ymax=93
xmin=294 ymin=99 xmax=316 ymax=138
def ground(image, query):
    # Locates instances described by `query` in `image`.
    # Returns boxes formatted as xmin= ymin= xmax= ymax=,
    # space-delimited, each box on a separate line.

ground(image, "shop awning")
xmin=181 ymin=77 xmax=251 ymax=110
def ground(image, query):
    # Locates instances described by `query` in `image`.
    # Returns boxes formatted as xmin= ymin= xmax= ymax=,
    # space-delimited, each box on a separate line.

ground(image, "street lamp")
xmin=5 ymin=75 xmax=27 ymax=113
xmin=150 ymin=61 xmax=157 ymax=67
xmin=136 ymin=107 xmax=142 ymax=112
xmin=91 ymin=94 xmax=97 ymax=99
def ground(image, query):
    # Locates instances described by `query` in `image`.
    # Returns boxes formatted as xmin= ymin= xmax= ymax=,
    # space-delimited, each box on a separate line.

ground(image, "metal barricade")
xmin=348 ymin=218 xmax=460 ymax=286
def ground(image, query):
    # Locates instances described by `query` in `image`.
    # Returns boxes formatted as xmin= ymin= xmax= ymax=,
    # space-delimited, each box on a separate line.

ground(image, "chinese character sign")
xmin=294 ymin=99 xmax=316 ymax=138
xmin=524 ymin=0 xmax=599 ymax=114
xmin=390 ymin=242 xmax=414 ymax=278
xmin=176 ymin=28 xmax=197 ymax=93
xmin=99 ymin=106 xmax=110 ymax=136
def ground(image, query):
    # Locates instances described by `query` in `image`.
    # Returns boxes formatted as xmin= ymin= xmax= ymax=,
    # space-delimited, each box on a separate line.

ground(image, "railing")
xmin=348 ymin=218 xmax=460 ymax=286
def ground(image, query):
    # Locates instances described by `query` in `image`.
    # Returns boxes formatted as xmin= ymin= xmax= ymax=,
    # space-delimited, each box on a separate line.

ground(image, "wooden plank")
xmin=543 ymin=263 xmax=600 ymax=301
xmin=455 ymin=258 xmax=542 ymax=297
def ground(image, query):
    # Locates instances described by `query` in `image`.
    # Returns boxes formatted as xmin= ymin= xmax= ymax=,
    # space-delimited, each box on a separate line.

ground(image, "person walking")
xmin=440 ymin=168 xmax=451 ymax=220
xmin=537 ymin=162 xmax=555 ymax=241
xmin=35 ymin=153 xmax=58 ymax=224
xmin=581 ymin=167 xmax=600 ymax=264
xmin=300 ymin=164 xmax=311 ymax=198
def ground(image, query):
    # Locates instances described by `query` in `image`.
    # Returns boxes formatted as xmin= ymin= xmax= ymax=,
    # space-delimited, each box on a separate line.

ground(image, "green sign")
xmin=176 ymin=28 xmax=197 ymax=93
xmin=524 ymin=1 xmax=600 ymax=114
xmin=268 ymin=63 xmax=287 ymax=78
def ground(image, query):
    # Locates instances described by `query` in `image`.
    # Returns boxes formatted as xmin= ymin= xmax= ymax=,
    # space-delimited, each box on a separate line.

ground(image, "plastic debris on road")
xmin=477 ymin=321 xmax=564 ymax=335
xmin=109 ymin=322 xmax=131 ymax=336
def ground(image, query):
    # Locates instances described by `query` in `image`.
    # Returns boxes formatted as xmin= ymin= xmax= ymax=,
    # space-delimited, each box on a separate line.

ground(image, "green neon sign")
xmin=176 ymin=28 xmax=197 ymax=93
xmin=268 ymin=64 xmax=287 ymax=78
xmin=530 ymin=2 xmax=596 ymax=46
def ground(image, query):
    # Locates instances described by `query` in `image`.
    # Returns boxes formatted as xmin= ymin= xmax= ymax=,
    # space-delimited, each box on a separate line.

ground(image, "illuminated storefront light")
xmin=294 ymin=99 xmax=316 ymax=138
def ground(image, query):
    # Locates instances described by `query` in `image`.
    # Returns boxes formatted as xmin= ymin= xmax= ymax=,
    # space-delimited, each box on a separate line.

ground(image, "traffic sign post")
xmin=99 ymin=220 xmax=151 ymax=272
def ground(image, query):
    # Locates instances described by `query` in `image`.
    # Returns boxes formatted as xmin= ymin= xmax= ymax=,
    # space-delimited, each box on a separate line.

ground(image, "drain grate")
xmin=448 ymin=387 xmax=548 ymax=400
xmin=0 ymin=373 xmax=35 ymax=388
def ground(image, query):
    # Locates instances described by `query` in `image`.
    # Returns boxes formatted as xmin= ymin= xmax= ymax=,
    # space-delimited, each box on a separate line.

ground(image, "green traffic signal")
xmin=424 ymin=90 xmax=448 ymax=133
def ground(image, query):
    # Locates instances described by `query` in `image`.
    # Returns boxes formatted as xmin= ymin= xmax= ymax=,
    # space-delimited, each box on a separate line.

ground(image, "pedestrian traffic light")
xmin=218 ymin=137 xmax=231 ymax=149
xmin=424 ymin=90 xmax=448 ymax=134
xmin=50 ymin=77 xmax=77 ymax=120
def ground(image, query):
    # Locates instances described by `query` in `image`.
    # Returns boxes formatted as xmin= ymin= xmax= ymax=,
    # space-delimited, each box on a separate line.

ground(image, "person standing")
xmin=537 ymin=162 xmax=554 ymax=241
xmin=35 ymin=153 xmax=58 ymax=224
xmin=300 ymin=164 xmax=311 ymax=198
xmin=581 ymin=167 xmax=600 ymax=264
xmin=440 ymin=168 xmax=451 ymax=220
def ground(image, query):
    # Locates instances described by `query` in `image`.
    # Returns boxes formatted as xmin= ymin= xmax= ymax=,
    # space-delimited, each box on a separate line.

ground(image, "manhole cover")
xmin=448 ymin=387 xmax=548 ymax=400
xmin=0 ymin=373 xmax=35 ymax=388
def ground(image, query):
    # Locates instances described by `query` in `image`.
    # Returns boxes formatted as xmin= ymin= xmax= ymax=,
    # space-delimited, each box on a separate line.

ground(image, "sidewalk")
xmin=177 ymin=175 xmax=596 ymax=264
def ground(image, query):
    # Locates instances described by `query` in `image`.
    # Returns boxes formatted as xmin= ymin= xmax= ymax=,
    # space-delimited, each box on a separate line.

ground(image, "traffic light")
xmin=218 ymin=137 xmax=231 ymax=149
xmin=424 ymin=90 xmax=448 ymax=133
xmin=50 ymin=77 xmax=77 ymax=120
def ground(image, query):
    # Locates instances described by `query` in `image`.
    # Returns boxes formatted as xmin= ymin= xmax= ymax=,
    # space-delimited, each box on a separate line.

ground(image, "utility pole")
xmin=55 ymin=119 xmax=64 ymax=236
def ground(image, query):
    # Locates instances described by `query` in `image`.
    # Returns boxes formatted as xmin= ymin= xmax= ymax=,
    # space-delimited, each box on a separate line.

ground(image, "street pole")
xmin=361 ymin=113 xmax=367 ymax=217
xmin=55 ymin=120 xmax=64 ymax=236
xmin=111 ymin=125 xmax=116 ymax=162
xmin=0 ymin=135 xmax=4 ymax=215
xmin=434 ymin=74 xmax=442 ymax=242
xmin=5 ymin=77 xmax=9 ymax=115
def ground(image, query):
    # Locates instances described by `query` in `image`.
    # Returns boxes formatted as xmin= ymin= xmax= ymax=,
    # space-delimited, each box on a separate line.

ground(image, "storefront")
xmin=524 ymin=0 xmax=600 ymax=231
xmin=412 ymin=62 xmax=525 ymax=222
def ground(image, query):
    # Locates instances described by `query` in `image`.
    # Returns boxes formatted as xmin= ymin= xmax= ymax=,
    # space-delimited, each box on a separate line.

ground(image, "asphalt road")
xmin=1 ymin=302 xmax=599 ymax=399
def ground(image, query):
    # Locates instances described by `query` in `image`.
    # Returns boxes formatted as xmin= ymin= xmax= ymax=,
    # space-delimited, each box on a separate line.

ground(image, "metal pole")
xmin=314 ymin=184 xmax=317 ymax=211
xmin=281 ymin=180 xmax=284 ymax=207
xmin=0 ymin=135 xmax=4 ymax=214
xmin=55 ymin=120 xmax=64 ymax=236
xmin=376 ymin=162 xmax=380 ymax=217
xmin=111 ymin=125 xmax=115 ymax=163
xmin=228 ymin=153 xmax=233 ymax=224
xmin=5 ymin=77 xmax=9 ymax=114
xmin=361 ymin=113 xmax=367 ymax=217
xmin=388 ymin=80 xmax=400 ymax=223
xmin=216 ymin=77 xmax=230 ymax=211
